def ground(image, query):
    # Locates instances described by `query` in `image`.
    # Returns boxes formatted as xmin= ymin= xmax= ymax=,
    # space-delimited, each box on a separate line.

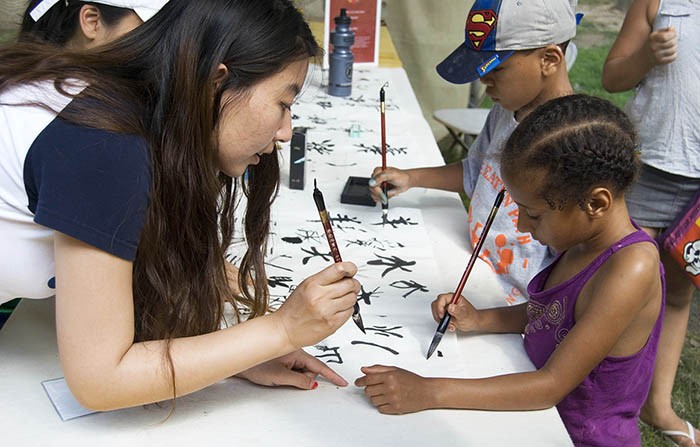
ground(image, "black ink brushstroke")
xmin=327 ymin=162 xmax=358 ymax=167
xmin=350 ymin=340 xmax=399 ymax=355
xmin=366 ymin=325 xmax=404 ymax=338
xmin=264 ymin=254 xmax=294 ymax=272
xmin=268 ymin=276 xmax=293 ymax=289
xmin=314 ymin=345 xmax=343 ymax=364
xmin=355 ymin=143 xmax=408 ymax=156
xmin=389 ymin=279 xmax=429 ymax=298
xmin=371 ymin=216 xmax=419 ymax=228
xmin=296 ymin=229 xmax=322 ymax=243
xmin=357 ymin=285 xmax=381 ymax=305
xmin=301 ymin=246 xmax=333 ymax=265
xmin=367 ymin=253 xmax=416 ymax=277
xmin=307 ymin=139 xmax=334 ymax=155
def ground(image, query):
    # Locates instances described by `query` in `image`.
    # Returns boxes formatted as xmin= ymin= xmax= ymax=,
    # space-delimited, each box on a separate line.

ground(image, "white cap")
xmin=30 ymin=0 xmax=169 ymax=23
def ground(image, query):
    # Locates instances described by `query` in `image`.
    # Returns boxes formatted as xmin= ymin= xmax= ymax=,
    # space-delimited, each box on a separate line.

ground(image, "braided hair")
xmin=501 ymin=94 xmax=639 ymax=209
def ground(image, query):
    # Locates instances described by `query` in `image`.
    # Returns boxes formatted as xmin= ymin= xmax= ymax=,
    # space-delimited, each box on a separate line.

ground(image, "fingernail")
xmin=311 ymin=381 xmax=319 ymax=390
xmin=368 ymin=177 xmax=377 ymax=187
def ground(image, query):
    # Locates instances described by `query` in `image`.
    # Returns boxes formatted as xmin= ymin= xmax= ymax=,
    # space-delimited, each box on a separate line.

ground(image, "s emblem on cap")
xmin=467 ymin=10 xmax=497 ymax=50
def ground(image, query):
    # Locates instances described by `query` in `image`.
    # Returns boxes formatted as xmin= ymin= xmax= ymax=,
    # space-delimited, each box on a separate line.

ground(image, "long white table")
xmin=0 ymin=66 xmax=572 ymax=446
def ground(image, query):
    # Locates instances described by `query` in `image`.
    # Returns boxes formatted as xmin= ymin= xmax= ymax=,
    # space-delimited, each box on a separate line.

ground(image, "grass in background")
xmin=569 ymin=45 xmax=633 ymax=109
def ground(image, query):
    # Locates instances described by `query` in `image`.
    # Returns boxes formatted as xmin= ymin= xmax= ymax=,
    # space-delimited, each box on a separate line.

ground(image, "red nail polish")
xmin=311 ymin=381 xmax=318 ymax=389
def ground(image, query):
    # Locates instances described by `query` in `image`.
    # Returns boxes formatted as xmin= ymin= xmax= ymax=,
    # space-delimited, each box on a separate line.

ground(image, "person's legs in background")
xmin=627 ymin=164 xmax=700 ymax=446
xmin=640 ymin=248 xmax=699 ymax=446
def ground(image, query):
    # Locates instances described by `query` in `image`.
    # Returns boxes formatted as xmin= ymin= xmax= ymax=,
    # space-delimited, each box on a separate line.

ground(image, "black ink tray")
xmin=340 ymin=176 xmax=376 ymax=207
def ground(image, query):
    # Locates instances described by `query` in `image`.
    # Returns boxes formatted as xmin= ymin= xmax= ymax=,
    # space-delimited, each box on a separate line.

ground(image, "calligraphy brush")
xmin=312 ymin=179 xmax=366 ymax=333
xmin=380 ymin=82 xmax=388 ymax=222
xmin=426 ymin=188 xmax=506 ymax=359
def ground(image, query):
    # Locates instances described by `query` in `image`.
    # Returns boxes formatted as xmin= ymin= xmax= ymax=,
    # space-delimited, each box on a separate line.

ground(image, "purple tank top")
xmin=524 ymin=227 xmax=665 ymax=447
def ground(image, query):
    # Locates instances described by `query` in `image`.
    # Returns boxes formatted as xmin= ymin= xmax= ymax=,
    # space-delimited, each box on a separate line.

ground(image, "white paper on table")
xmin=242 ymin=205 xmax=469 ymax=380
xmin=41 ymin=377 xmax=98 ymax=421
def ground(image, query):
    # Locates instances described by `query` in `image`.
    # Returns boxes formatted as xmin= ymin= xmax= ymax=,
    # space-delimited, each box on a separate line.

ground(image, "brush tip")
xmin=353 ymin=313 xmax=366 ymax=333
xmin=426 ymin=332 xmax=443 ymax=359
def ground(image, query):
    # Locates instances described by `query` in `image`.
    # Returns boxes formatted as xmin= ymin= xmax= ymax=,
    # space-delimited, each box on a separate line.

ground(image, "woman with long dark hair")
xmin=0 ymin=0 xmax=359 ymax=411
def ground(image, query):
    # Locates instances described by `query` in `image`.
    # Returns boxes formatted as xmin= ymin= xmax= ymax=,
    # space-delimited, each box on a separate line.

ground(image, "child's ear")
xmin=585 ymin=187 xmax=612 ymax=218
xmin=540 ymin=44 xmax=565 ymax=76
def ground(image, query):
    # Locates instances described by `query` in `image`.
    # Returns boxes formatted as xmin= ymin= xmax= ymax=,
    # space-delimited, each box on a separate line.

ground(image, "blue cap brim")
xmin=436 ymin=42 xmax=514 ymax=84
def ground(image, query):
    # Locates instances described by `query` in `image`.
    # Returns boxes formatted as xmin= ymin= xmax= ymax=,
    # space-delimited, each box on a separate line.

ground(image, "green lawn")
xmin=570 ymin=44 xmax=633 ymax=109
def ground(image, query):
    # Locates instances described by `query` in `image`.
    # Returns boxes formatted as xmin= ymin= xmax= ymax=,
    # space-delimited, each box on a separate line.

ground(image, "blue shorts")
xmin=626 ymin=164 xmax=700 ymax=229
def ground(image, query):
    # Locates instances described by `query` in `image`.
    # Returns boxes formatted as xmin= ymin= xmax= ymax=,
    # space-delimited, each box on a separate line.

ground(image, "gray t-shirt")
xmin=625 ymin=0 xmax=700 ymax=177
xmin=461 ymin=104 xmax=555 ymax=304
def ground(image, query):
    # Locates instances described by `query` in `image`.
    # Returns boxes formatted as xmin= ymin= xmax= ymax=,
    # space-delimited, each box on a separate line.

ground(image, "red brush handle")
xmin=449 ymin=189 xmax=506 ymax=304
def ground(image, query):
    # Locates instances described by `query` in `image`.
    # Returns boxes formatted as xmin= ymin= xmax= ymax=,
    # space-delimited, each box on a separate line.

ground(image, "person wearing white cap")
xmin=19 ymin=0 xmax=169 ymax=48
xmin=0 ymin=0 xmax=358 ymax=411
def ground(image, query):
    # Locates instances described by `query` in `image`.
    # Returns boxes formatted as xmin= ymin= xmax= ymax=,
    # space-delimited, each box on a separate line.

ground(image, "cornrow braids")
xmin=501 ymin=94 xmax=639 ymax=209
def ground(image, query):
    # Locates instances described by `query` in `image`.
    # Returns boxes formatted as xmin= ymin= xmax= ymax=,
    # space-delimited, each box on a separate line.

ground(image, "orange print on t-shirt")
xmin=473 ymin=226 xmax=515 ymax=276
xmin=494 ymin=233 xmax=513 ymax=274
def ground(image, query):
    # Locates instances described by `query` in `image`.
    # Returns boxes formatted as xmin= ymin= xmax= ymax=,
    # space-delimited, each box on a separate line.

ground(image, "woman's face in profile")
xmin=216 ymin=59 xmax=309 ymax=178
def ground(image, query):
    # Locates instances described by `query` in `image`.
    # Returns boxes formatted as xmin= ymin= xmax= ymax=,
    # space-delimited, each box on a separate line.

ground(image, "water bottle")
xmin=328 ymin=8 xmax=354 ymax=97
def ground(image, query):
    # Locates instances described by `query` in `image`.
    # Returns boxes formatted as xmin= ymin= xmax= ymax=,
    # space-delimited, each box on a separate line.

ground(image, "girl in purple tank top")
xmin=356 ymin=95 xmax=664 ymax=447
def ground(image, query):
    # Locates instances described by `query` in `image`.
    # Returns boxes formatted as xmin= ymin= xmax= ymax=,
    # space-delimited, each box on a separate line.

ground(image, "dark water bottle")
xmin=328 ymin=8 xmax=354 ymax=97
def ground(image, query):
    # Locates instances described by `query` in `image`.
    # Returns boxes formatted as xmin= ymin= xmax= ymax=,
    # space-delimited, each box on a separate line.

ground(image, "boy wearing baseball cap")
xmin=369 ymin=0 xmax=578 ymax=304
xmin=20 ymin=0 xmax=169 ymax=47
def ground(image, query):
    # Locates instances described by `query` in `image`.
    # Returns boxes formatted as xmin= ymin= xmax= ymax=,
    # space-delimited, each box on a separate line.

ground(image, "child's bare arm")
xmin=368 ymin=162 xmax=464 ymax=202
xmin=358 ymin=244 xmax=661 ymax=414
xmin=602 ymin=0 xmax=677 ymax=92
